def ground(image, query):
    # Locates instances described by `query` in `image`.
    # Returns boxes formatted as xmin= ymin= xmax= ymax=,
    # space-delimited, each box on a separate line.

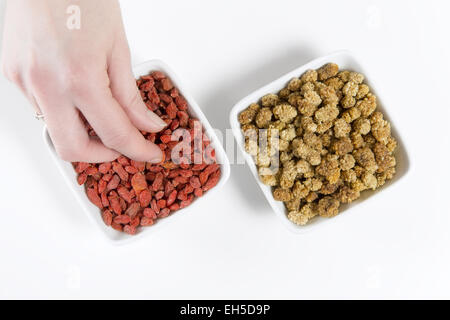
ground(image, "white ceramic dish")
xmin=230 ymin=50 xmax=410 ymax=233
xmin=44 ymin=59 xmax=231 ymax=245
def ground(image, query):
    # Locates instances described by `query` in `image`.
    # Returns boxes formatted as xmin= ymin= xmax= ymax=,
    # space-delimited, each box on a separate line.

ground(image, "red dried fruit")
xmin=125 ymin=166 xmax=138 ymax=174
xmin=175 ymin=96 xmax=188 ymax=111
xmin=202 ymin=169 xmax=221 ymax=192
xmin=98 ymin=162 xmax=112 ymax=174
xmin=194 ymin=188 xmax=203 ymax=197
xmin=157 ymin=199 xmax=166 ymax=209
xmin=111 ymin=222 xmax=123 ymax=232
xmin=131 ymin=172 xmax=148 ymax=195
xmin=160 ymin=134 xmax=172 ymax=144
xmin=117 ymin=186 xmax=133 ymax=203
xmin=85 ymin=166 xmax=98 ymax=176
xmin=140 ymin=216 xmax=154 ymax=226
xmin=177 ymin=111 xmax=189 ymax=127
xmin=151 ymin=199 xmax=160 ymax=213
xmin=102 ymin=210 xmax=113 ymax=226
xmin=112 ymin=162 xmax=129 ymax=182
xmin=77 ymin=173 xmax=88 ymax=185
xmin=106 ymin=174 xmax=120 ymax=191
xmin=86 ymin=188 xmax=102 ymax=209
xmin=130 ymin=160 xmax=146 ymax=172
xmin=157 ymin=208 xmax=171 ymax=218
xmin=125 ymin=202 xmax=141 ymax=218
xmin=166 ymin=190 xmax=177 ymax=206
xmin=199 ymin=164 xmax=220 ymax=185
xmin=152 ymin=172 xmax=164 ymax=191
xmin=139 ymin=189 xmax=152 ymax=208
xmin=117 ymin=156 xmax=130 ymax=166
xmin=101 ymin=191 xmax=109 ymax=207
xmin=123 ymin=225 xmax=137 ymax=235
xmin=161 ymin=78 xmax=174 ymax=91
xmin=166 ymin=102 xmax=178 ymax=119
xmin=102 ymin=173 xmax=113 ymax=182
xmin=130 ymin=216 xmax=140 ymax=228
xmin=155 ymin=190 xmax=164 ymax=200
xmin=75 ymin=162 xmax=89 ymax=174
xmin=192 ymin=163 xmax=207 ymax=171
xmin=143 ymin=208 xmax=157 ymax=219
xmin=109 ymin=192 xmax=122 ymax=215
xmin=98 ymin=179 xmax=107 ymax=194
xmin=114 ymin=215 xmax=131 ymax=225
xmin=151 ymin=71 xmax=166 ymax=80
xmin=189 ymin=176 xmax=201 ymax=189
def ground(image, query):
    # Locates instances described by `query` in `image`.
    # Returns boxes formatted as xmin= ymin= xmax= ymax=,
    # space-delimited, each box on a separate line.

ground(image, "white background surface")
xmin=0 ymin=0 xmax=449 ymax=299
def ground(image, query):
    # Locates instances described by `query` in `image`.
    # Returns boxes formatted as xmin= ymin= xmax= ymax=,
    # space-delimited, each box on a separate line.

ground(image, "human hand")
xmin=1 ymin=0 xmax=166 ymax=163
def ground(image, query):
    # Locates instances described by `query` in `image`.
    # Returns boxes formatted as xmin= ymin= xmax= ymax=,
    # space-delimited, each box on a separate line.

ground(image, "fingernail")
xmin=147 ymin=110 xmax=168 ymax=130
xmin=148 ymin=149 xmax=164 ymax=164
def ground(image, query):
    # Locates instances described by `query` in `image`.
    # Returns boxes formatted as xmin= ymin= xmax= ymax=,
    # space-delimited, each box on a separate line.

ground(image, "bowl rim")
xmin=229 ymin=50 xmax=411 ymax=234
xmin=43 ymin=59 xmax=231 ymax=245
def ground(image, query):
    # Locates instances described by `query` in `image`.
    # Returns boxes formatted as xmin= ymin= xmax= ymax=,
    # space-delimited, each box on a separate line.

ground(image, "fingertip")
xmin=145 ymin=109 xmax=168 ymax=133
xmin=145 ymin=141 xmax=164 ymax=163
xmin=86 ymin=139 xmax=121 ymax=163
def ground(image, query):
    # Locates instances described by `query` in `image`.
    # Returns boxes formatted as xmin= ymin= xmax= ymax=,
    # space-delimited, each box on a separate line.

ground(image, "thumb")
xmin=108 ymin=47 xmax=167 ymax=133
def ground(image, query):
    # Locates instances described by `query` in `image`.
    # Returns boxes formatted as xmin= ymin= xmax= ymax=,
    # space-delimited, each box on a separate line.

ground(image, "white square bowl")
xmin=44 ymin=59 xmax=231 ymax=245
xmin=229 ymin=50 xmax=410 ymax=233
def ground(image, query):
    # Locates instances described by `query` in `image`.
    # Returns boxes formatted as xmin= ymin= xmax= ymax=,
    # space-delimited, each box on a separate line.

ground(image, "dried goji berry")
xmin=125 ymin=165 xmax=138 ymax=174
xmin=114 ymin=215 xmax=131 ymax=225
xmin=166 ymin=102 xmax=178 ymax=119
xmin=177 ymin=111 xmax=189 ymax=127
xmin=98 ymin=179 xmax=107 ymax=194
xmin=143 ymin=208 xmax=157 ymax=219
xmin=157 ymin=208 xmax=171 ymax=218
xmin=75 ymin=162 xmax=89 ymax=174
xmin=152 ymin=172 xmax=164 ymax=191
xmin=85 ymin=166 xmax=98 ymax=176
xmin=130 ymin=160 xmax=146 ymax=172
xmin=112 ymin=162 xmax=129 ymax=182
xmin=117 ymin=186 xmax=133 ymax=203
xmin=123 ymin=225 xmax=137 ymax=235
xmin=179 ymin=169 xmax=193 ymax=178
xmin=139 ymin=189 xmax=152 ymax=208
xmin=202 ymin=170 xmax=221 ymax=192
xmin=86 ymin=188 xmax=102 ymax=209
xmin=130 ymin=216 xmax=140 ymax=228
xmin=161 ymin=78 xmax=173 ymax=91
xmin=102 ymin=173 xmax=113 ymax=182
xmin=151 ymin=199 xmax=160 ymax=214
xmin=98 ymin=162 xmax=112 ymax=174
xmin=117 ymin=156 xmax=130 ymax=167
xmin=77 ymin=173 xmax=88 ymax=185
xmin=102 ymin=210 xmax=113 ymax=226
xmin=125 ymin=202 xmax=140 ymax=218
xmin=194 ymin=188 xmax=203 ymax=197
xmin=175 ymin=96 xmax=188 ymax=111
xmin=140 ymin=216 xmax=154 ymax=226
xmin=111 ymin=222 xmax=123 ymax=232
xmin=101 ymin=191 xmax=109 ymax=207
xmin=166 ymin=190 xmax=177 ymax=206
xmin=151 ymin=71 xmax=166 ymax=80
xmin=189 ymin=176 xmax=201 ymax=189
xmin=160 ymin=134 xmax=172 ymax=144
xmin=155 ymin=190 xmax=164 ymax=200
xmin=106 ymin=174 xmax=120 ymax=191
xmin=131 ymin=172 xmax=148 ymax=195
xmin=157 ymin=199 xmax=166 ymax=209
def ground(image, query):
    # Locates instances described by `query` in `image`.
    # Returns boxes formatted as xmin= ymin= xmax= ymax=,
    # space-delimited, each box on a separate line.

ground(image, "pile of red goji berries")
xmin=73 ymin=71 xmax=221 ymax=235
